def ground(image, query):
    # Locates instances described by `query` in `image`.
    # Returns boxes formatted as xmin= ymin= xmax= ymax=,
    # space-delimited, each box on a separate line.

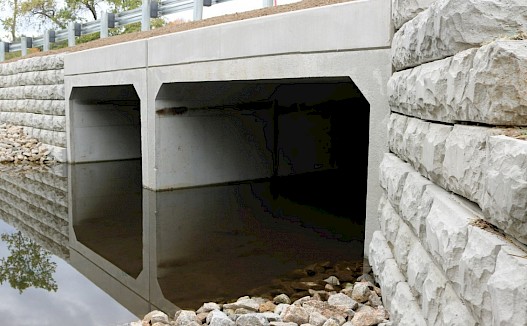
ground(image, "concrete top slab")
xmin=147 ymin=0 xmax=392 ymax=67
xmin=64 ymin=39 xmax=148 ymax=76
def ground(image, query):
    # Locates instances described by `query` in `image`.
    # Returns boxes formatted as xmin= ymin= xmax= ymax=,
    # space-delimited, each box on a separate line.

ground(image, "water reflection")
xmin=0 ymin=159 xmax=365 ymax=324
xmin=0 ymin=231 xmax=57 ymax=293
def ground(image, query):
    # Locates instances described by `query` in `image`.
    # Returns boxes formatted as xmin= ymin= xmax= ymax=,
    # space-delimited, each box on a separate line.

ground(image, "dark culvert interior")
xmin=66 ymin=78 xmax=371 ymax=313
xmin=154 ymin=77 xmax=371 ymax=311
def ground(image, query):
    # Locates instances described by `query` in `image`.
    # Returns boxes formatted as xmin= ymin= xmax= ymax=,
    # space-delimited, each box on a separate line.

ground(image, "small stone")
xmin=274 ymin=294 xmax=291 ymax=305
xmin=324 ymin=276 xmax=340 ymax=286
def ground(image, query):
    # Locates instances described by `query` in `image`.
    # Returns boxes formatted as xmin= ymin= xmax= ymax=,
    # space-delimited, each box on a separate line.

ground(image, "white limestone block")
xmin=406 ymin=241 xmax=431 ymax=300
xmin=459 ymin=226 xmax=508 ymax=325
xmin=369 ymin=230 xmax=395 ymax=276
xmin=389 ymin=41 xmax=527 ymax=126
xmin=53 ymin=131 xmax=66 ymax=147
xmin=52 ymin=116 xmax=66 ymax=132
xmin=420 ymin=262 xmax=447 ymax=325
xmin=436 ymin=284 xmax=478 ymax=326
xmin=401 ymin=117 xmax=428 ymax=175
xmin=392 ymin=220 xmax=416 ymax=274
xmin=392 ymin=0 xmax=437 ymax=30
xmin=377 ymin=258 xmax=407 ymax=312
xmin=488 ymin=245 xmax=527 ymax=326
xmin=442 ymin=125 xmax=494 ymax=205
xmin=387 ymin=113 xmax=408 ymax=156
xmin=391 ymin=0 xmax=527 ymax=71
xmin=378 ymin=193 xmax=401 ymax=246
xmin=390 ymin=282 xmax=427 ymax=326
xmin=482 ymin=135 xmax=527 ymax=246
xmin=421 ymin=122 xmax=452 ymax=187
xmin=379 ymin=152 xmax=415 ymax=213
xmin=399 ymin=171 xmax=435 ymax=238
xmin=425 ymin=192 xmax=471 ymax=293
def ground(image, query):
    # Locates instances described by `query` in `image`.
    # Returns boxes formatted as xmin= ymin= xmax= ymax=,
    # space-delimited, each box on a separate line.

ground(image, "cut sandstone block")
xmin=389 ymin=41 xmax=527 ymax=126
xmin=391 ymin=0 xmax=527 ymax=71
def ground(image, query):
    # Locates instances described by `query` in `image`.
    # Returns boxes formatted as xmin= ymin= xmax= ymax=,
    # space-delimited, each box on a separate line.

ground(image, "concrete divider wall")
xmin=369 ymin=0 xmax=527 ymax=325
xmin=0 ymin=54 xmax=67 ymax=162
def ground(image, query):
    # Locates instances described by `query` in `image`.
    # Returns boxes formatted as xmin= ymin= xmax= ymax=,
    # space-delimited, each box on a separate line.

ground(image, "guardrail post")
xmin=21 ymin=36 xmax=32 ymax=56
xmin=44 ymin=30 xmax=50 ymax=51
xmin=141 ymin=0 xmax=151 ymax=31
xmin=263 ymin=0 xmax=273 ymax=7
xmin=0 ymin=42 xmax=7 ymax=62
xmin=193 ymin=0 xmax=204 ymax=21
xmin=68 ymin=22 xmax=81 ymax=47
xmin=43 ymin=30 xmax=55 ymax=51
xmin=101 ymin=11 xmax=115 ymax=38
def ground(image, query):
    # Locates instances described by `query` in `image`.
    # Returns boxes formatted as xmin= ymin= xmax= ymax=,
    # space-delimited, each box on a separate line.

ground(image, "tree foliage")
xmin=0 ymin=231 xmax=58 ymax=293
xmin=20 ymin=0 xmax=75 ymax=30
xmin=0 ymin=0 xmax=21 ymax=41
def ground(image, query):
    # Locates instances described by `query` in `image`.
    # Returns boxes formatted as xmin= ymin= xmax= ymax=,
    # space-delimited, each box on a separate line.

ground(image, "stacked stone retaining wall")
xmin=368 ymin=0 xmax=527 ymax=325
xmin=0 ymin=54 xmax=66 ymax=162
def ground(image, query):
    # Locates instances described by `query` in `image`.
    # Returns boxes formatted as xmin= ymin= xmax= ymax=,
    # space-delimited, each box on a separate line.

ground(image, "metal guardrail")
xmin=0 ymin=0 xmax=274 ymax=61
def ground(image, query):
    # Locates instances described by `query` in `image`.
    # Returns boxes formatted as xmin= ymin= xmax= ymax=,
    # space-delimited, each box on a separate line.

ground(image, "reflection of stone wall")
xmin=0 ymin=55 xmax=66 ymax=162
xmin=0 ymin=166 xmax=69 ymax=259
xmin=368 ymin=1 xmax=527 ymax=325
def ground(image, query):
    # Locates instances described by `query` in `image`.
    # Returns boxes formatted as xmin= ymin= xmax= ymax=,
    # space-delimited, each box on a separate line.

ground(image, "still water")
xmin=0 ymin=159 xmax=364 ymax=325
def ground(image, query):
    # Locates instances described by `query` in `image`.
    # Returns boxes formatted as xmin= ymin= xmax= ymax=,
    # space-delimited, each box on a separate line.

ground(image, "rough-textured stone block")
xmin=387 ymin=113 xmax=408 ymax=155
xmin=421 ymin=122 xmax=451 ymax=188
xmin=390 ymin=282 xmax=427 ymax=326
xmin=379 ymin=152 xmax=415 ymax=213
xmin=378 ymin=193 xmax=401 ymax=246
xmin=389 ymin=41 xmax=527 ymax=125
xmin=377 ymin=258 xmax=407 ymax=312
xmin=459 ymin=226 xmax=508 ymax=325
xmin=391 ymin=0 xmax=527 ymax=71
xmin=482 ymin=135 xmax=527 ymax=246
xmin=488 ymin=245 xmax=527 ymax=326
xmin=399 ymin=171 xmax=435 ymax=238
xmin=392 ymin=0 xmax=436 ymax=30
xmin=369 ymin=230 xmax=395 ymax=276
xmin=442 ymin=125 xmax=495 ymax=205
xmin=392 ymin=221 xmax=415 ymax=274
xmin=425 ymin=192 xmax=471 ymax=293
xmin=436 ymin=283 xmax=477 ymax=326
xmin=401 ymin=117 xmax=428 ymax=175
xmin=406 ymin=241 xmax=431 ymax=300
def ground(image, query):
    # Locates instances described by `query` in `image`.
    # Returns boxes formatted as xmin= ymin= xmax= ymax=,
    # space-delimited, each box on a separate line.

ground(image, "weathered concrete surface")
xmin=389 ymin=41 xmax=527 ymax=126
xmin=388 ymin=113 xmax=527 ymax=246
xmin=391 ymin=0 xmax=527 ymax=71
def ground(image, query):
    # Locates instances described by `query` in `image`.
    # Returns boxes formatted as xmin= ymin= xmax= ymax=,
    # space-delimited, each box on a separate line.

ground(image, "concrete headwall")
xmin=368 ymin=0 xmax=527 ymax=325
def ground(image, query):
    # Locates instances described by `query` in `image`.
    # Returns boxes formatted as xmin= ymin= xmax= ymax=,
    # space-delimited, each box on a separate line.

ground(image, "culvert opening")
xmin=69 ymin=85 xmax=141 ymax=163
xmin=154 ymin=77 xmax=370 ymax=311
xmin=69 ymin=85 xmax=143 ymax=278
